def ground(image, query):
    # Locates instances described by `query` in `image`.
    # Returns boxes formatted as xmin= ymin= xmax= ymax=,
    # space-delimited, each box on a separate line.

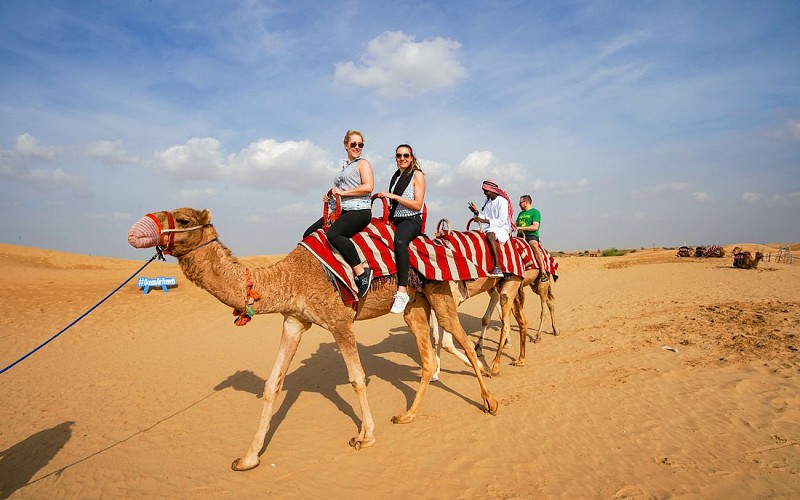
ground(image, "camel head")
xmin=128 ymin=208 xmax=216 ymax=256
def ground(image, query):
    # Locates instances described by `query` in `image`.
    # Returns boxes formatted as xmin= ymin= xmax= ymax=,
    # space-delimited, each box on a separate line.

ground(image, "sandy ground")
xmin=1 ymin=242 xmax=799 ymax=498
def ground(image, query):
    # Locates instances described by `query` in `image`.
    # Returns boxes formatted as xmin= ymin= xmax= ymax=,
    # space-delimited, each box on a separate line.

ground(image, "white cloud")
xmin=178 ymin=188 xmax=217 ymax=203
xmin=742 ymin=192 xmax=763 ymax=204
xmin=155 ymin=137 xmax=225 ymax=178
xmin=633 ymin=212 xmax=648 ymax=220
xmin=418 ymin=159 xmax=453 ymax=188
xmin=27 ymin=167 xmax=91 ymax=197
xmin=561 ymin=178 xmax=591 ymax=194
xmin=456 ymin=151 xmax=526 ymax=185
xmin=333 ymin=31 xmax=466 ymax=97
xmin=13 ymin=133 xmax=58 ymax=161
xmin=153 ymin=137 xmax=337 ymax=193
xmin=82 ymin=139 xmax=137 ymax=165
xmin=692 ymin=191 xmax=712 ymax=203
xmin=0 ymin=135 xmax=90 ymax=196
xmin=743 ymin=191 xmax=800 ymax=206
xmin=226 ymin=138 xmax=335 ymax=192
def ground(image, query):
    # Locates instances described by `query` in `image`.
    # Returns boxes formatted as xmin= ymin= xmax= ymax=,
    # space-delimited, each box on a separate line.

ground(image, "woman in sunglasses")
xmin=376 ymin=144 xmax=426 ymax=314
xmin=304 ymin=129 xmax=375 ymax=298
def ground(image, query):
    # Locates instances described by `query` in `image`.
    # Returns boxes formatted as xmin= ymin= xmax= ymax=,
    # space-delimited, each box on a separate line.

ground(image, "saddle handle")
xmin=370 ymin=194 xmax=391 ymax=224
xmin=435 ymin=218 xmax=452 ymax=237
xmin=466 ymin=217 xmax=485 ymax=233
xmin=322 ymin=189 xmax=342 ymax=231
xmin=371 ymin=194 xmax=428 ymax=234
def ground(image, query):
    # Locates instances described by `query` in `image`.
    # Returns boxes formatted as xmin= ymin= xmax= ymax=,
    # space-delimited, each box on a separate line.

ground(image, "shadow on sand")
xmin=0 ymin=421 xmax=74 ymax=499
xmin=213 ymin=313 xmax=497 ymax=455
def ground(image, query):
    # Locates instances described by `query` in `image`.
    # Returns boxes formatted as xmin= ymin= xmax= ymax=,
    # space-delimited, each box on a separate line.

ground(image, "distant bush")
xmin=601 ymin=248 xmax=628 ymax=257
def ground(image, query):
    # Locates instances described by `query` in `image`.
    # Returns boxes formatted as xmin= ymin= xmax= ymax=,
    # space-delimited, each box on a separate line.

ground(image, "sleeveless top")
xmin=390 ymin=170 xmax=423 ymax=218
xmin=333 ymin=157 xmax=371 ymax=210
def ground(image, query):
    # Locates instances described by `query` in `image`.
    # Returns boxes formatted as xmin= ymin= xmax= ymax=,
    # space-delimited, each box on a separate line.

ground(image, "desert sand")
xmin=1 ymin=242 xmax=799 ymax=498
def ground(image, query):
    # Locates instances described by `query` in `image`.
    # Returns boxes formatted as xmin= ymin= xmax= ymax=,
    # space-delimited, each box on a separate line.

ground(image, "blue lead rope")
xmin=1 ymin=250 xmax=164 ymax=375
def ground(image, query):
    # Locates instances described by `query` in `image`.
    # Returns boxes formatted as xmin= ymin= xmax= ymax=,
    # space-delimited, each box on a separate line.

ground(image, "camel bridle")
xmin=146 ymin=211 xmax=210 ymax=256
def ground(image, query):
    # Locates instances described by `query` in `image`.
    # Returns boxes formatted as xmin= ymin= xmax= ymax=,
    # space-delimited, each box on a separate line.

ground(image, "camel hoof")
xmin=392 ymin=413 xmax=415 ymax=424
xmin=349 ymin=438 xmax=362 ymax=451
xmin=484 ymin=398 xmax=499 ymax=415
xmin=511 ymin=359 xmax=525 ymax=367
xmin=231 ymin=457 xmax=260 ymax=472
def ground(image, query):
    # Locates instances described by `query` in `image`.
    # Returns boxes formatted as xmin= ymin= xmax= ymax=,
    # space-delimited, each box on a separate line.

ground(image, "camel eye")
xmin=176 ymin=218 xmax=191 ymax=226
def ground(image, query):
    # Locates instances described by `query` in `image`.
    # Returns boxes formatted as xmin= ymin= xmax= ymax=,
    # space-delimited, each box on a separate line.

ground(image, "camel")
xmin=732 ymin=246 xmax=764 ymax=269
xmin=127 ymin=208 xmax=499 ymax=472
xmin=431 ymin=265 xmax=557 ymax=379
xmin=429 ymin=276 xmax=522 ymax=378
xmin=427 ymin=219 xmax=557 ymax=377
xmin=474 ymin=266 xmax=557 ymax=352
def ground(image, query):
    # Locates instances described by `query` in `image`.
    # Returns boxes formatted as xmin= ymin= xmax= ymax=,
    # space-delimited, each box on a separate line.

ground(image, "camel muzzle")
xmin=128 ymin=215 xmax=161 ymax=248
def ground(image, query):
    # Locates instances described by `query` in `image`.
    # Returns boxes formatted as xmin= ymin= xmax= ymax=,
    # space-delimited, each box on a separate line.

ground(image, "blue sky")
xmin=1 ymin=0 xmax=798 ymax=259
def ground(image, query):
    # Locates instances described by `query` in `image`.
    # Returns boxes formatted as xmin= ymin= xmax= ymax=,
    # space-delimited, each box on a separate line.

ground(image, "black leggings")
xmin=392 ymin=216 xmax=422 ymax=287
xmin=304 ymin=209 xmax=372 ymax=268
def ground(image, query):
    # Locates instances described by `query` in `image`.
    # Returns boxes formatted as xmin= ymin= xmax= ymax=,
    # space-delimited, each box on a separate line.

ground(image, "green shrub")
xmin=601 ymin=248 xmax=628 ymax=257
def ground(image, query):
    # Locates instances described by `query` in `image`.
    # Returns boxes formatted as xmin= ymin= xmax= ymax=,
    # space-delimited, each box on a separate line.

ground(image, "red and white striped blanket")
xmin=300 ymin=218 xmax=560 ymax=305
xmin=434 ymin=230 xmax=558 ymax=279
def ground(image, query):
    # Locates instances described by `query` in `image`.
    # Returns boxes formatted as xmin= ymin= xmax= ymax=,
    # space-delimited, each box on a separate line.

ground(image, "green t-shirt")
xmin=516 ymin=208 xmax=541 ymax=237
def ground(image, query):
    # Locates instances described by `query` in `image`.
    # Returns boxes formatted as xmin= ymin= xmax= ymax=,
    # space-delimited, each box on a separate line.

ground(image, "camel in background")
xmin=128 ymin=208 xmax=498 ymax=472
xmin=733 ymin=246 xmax=764 ymax=269
xmin=427 ymin=218 xmax=557 ymax=378
xmin=431 ymin=265 xmax=556 ymax=379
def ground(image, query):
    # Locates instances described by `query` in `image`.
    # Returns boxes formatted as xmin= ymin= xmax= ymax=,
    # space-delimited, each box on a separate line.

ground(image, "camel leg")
xmin=441 ymin=329 xmax=477 ymax=368
xmin=488 ymin=279 xmax=522 ymax=376
xmin=334 ymin=327 xmax=377 ymax=452
xmin=432 ymin=284 xmax=498 ymax=414
xmin=475 ymin=289 xmax=501 ymax=357
xmin=232 ymin=315 xmax=309 ymax=471
xmin=546 ymin=283 xmax=558 ymax=336
xmin=531 ymin=281 xmax=558 ymax=336
xmin=433 ymin=313 xmax=487 ymax=379
xmin=510 ymin=286 xmax=529 ymax=367
xmin=393 ymin=293 xmax=436 ymax=424
xmin=430 ymin=311 xmax=442 ymax=381
xmin=533 ymin=282 xmax=547 ymax=342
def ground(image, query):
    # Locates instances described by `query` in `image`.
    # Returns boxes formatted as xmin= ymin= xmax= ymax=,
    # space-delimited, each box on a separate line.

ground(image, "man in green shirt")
xmin=516 ymin=195 xmax=549 ymax=281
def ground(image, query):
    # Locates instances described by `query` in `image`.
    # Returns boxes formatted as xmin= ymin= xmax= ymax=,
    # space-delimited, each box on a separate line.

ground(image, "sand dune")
xmin=1 ymin=242 xmax=799 ymax=498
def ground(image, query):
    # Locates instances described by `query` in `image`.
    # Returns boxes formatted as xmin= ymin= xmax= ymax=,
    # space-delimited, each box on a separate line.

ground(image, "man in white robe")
xmin=468 ymin=180 xmax=514 ymax=277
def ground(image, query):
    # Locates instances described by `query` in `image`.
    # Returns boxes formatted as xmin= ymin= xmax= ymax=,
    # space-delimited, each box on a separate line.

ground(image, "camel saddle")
xmin=300 ymin=218 xmax=558 ymax=306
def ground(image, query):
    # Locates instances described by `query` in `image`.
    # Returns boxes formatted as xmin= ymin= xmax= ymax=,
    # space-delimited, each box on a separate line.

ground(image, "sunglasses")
xmin=349 ymin=142 xmax=364 ymax=148
xmin=395 ymin=153 xmax=411 ymax=159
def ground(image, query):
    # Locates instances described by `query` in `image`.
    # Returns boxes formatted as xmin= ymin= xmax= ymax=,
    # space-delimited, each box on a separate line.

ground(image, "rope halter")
xmin=128 ymin=211 xmax=208 ymax=255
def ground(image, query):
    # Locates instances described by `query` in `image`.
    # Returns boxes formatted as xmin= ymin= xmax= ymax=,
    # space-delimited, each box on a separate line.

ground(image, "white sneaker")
xmin=390 ymin=292 xmax=410 ymax=314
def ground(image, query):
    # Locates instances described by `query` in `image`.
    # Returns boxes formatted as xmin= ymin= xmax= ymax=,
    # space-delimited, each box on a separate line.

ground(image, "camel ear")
xmin=200 ymin=209 xmax=212 ymax=224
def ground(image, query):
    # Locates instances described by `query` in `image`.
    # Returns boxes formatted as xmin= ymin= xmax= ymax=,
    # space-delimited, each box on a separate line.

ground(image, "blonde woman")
xmin=304 ymin=130 xmax=374 ymax=297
